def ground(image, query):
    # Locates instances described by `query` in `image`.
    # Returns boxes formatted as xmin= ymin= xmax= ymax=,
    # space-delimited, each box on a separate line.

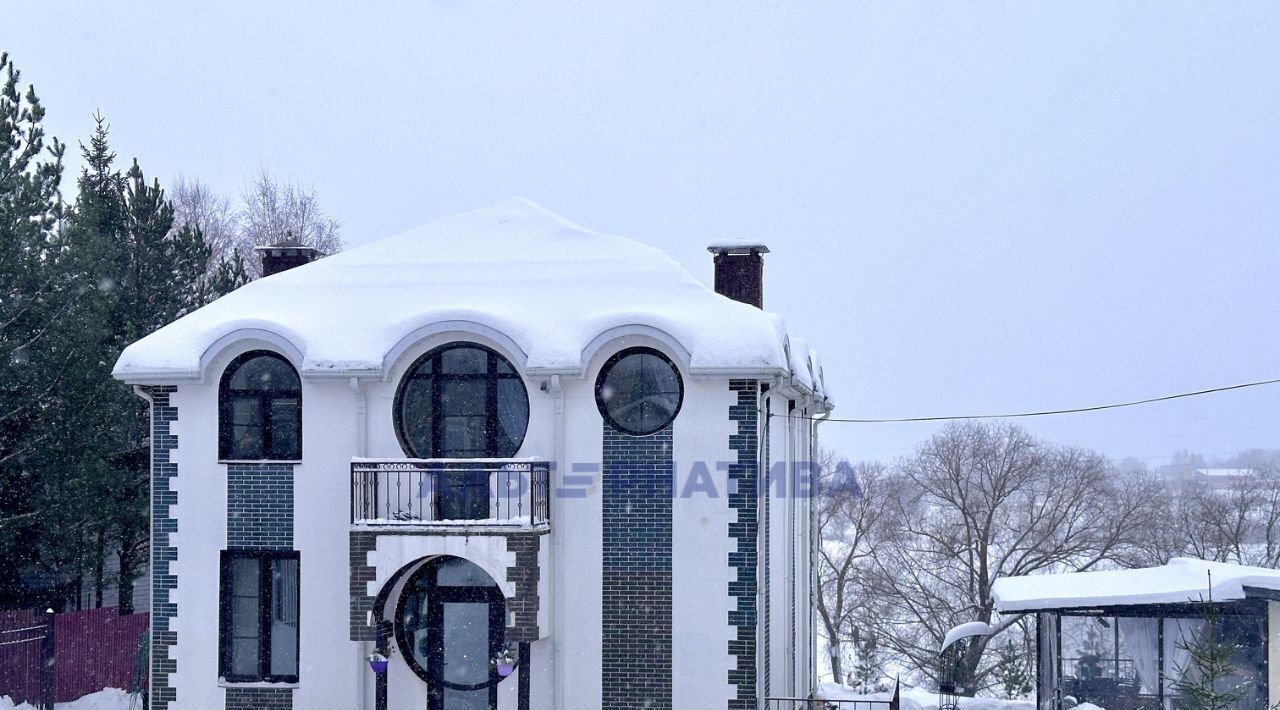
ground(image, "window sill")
xmin=219 ymin=460 xmax=303 ymax=465
xmin=217 ymin=680 xmax=299 ymax=689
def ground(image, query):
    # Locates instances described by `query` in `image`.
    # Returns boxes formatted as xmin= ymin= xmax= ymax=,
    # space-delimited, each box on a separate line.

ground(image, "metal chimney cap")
xmin=706 ymin=240 xmax=770 ymax=255
xmin=254 ymin=238 xmax=321 ymax=254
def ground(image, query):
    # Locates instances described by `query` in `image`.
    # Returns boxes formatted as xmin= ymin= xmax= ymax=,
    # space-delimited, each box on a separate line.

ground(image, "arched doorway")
xmin=394 ymin=556 xmax=507 ymax=710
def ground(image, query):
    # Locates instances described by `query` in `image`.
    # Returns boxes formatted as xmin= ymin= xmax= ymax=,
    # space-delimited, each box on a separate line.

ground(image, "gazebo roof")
xmin=993 ymin=558 xmax=1280 ymax=613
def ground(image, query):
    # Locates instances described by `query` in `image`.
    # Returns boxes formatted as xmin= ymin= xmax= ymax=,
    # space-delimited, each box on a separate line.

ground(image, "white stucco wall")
xmin=671 ymin=378 xmax=738 ymax=708
xmin=164 ymin=346 xmax=368 ymax=710
xmin=160 ymin=331 xmax=818 ymax=710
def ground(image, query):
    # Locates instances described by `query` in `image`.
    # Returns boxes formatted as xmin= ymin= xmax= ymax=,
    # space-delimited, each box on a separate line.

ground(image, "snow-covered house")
xmin=993 ymin=558 xmax=1280 ymax=710
xmin=1183 ymin=468 xmax=1254 ymax=492
xmin=112 ymin=199 xmax=829 ymax=710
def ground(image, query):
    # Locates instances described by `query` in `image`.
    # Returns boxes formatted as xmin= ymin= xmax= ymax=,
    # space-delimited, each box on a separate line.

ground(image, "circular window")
xmin=395 ymin=343 xmax=529 ymax=458
xmin=595 ymin=347 xmax=683 ymax=435
xmin=394 ymin=556 xmax=506 ymax=696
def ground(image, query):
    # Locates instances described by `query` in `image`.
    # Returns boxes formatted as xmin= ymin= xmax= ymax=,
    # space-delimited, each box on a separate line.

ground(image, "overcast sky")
xmin=6 ymin=2 xmax=1278 ymax=466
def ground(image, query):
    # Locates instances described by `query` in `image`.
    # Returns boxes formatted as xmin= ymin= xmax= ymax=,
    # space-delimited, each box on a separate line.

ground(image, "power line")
xmin=784 ymin=377 xmax=1280 ymax=424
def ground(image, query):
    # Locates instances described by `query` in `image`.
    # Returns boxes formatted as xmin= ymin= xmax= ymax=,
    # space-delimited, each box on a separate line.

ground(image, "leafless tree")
xmin=816 ymin=453 xmax=900 ymax=684
xmin=1162 ymin=454 xmax=1280 ymax=568
xmin=861 ymin=422 xmax=1154 ymax=694
xmin=239 ymin=169 xmax=343 ymax=277
xmin=170 ymin=174 xmax=238 ymax=273
xmin=169 ymin=170 xmax=344 ymax=281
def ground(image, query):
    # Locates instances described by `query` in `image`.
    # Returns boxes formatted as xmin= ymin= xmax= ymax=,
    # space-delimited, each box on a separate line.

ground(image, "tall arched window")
xmin=394 ymin=343 xmax=529 ymax=459
xmin=219 ymin=351 xmax=302 ymax=460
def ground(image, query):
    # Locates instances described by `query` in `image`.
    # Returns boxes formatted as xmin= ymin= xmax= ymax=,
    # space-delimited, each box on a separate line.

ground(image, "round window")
xmin=394 ymin=556 xmax=506 ymax=695
xmin=595 ymin=347 xmax=683 ymax=435
xmin=394 ymin=343 xmax=529 ymax=458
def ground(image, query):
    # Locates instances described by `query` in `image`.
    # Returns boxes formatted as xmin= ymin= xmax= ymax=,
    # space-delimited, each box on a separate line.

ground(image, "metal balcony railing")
xmin=351 ymin=459 xmax=550 ymax=526
xmin=768 ymin=678 xmax=900 ymax=710
xmin=765 ymin=697 xmax=898 ymax=710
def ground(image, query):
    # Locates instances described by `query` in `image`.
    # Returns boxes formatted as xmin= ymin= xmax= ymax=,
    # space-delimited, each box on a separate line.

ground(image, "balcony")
xmin=350 ymin=458 xmax=550 ymax=529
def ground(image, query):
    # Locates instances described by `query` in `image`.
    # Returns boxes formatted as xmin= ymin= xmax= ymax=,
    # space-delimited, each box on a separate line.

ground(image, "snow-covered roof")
xmin=941 ymin=622 xmax=989 ymax=652
xmin=1193 ymin=468 xmax=1253 ymax=478
xmin=113 ymin=198 xmax=827 ymax=398
xmin=992 ymin=558 xmax=1280 ymax=613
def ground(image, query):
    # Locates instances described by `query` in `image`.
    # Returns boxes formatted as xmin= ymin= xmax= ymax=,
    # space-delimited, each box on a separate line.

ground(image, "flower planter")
xmin=496 ymin=661 xmax=515 ymax=677
xmin=370 ymin=659 xmax=389 ymax=673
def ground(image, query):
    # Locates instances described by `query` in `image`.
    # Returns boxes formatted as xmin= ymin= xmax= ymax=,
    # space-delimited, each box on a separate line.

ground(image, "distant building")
xmin=114 ymin=200 xmax=830 ymax=710
xmin=1179 ymin=467 xmax=1254 ymax=492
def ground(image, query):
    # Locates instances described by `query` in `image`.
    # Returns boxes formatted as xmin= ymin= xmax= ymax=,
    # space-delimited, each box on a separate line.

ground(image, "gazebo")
xmin=992 ymin=558 xmax=1280 ymax=710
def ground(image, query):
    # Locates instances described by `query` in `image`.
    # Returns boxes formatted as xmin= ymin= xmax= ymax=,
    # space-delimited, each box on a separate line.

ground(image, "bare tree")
xmin=239 ymin=169 xmax=343 ymax=277
xmin=816 ymin=454 xmax=900 ymax=684
xmin=170 ymin=174 xmax=238 ymax=273
xmin=862 ymin=422 xmax=1153 ymax=694
xmin=1162 ymin=455 xmax=1280 ymax=568
xmin=1110 ymin=467 xmax=1181 ymax=568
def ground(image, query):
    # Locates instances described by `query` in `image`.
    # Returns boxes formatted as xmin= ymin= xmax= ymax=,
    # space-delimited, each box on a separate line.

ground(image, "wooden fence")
xmin=0 ymin=607 xmax=147 ymax=705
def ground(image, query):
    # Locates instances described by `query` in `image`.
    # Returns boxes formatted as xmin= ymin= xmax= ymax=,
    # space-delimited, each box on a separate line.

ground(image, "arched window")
xmin=595 ymin=347 xmax=683 ymax=435
xmin=394 ymin=343 xmax=529 ymax=459
xmin=219 ymin=350 xmax=301 ymax=460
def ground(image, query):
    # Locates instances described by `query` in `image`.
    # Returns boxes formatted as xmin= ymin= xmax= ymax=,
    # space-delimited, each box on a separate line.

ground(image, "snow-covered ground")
xmin=0 ymin=689 xmax=138 ymax=710
xmin=820 ymin=682 xmax=1035 ymax=710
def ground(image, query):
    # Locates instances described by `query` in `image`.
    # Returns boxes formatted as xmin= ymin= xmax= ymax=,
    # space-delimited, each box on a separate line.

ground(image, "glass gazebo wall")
xmin=1037 ymin=605 xmax=1267 ymax=710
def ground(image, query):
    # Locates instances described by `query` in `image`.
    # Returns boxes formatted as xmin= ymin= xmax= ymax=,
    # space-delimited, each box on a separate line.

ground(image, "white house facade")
xmin=113 ymin=198 xmax=831 ymax=710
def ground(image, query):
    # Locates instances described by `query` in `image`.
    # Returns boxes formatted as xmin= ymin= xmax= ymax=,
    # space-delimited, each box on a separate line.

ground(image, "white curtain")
xmin=1038 ymin=613 xmax=1058 ymax=710
xmin=1119 ymin=617 xmax=1159 ymax=695
xmin=1163 ymin=618 xmax=1206 ymax=710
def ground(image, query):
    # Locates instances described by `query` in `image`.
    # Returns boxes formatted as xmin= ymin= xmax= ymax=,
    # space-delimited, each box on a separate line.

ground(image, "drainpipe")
xmin=131 ymin=386 xmax=154 ymax=704
xmin=350 ymin=377 xmax=369 ymax=709
xmin=548 ymin=374 xmax=566 ymax=710
xmin=809 ymin=405 xmax=830 ymax=697
xmin=756 ymin=376 xmax=781 ymax=703
xmin=350 ymin=377 xmax=368 ymax=457
xmin=778 ymin=399 xmax=788 ymax=701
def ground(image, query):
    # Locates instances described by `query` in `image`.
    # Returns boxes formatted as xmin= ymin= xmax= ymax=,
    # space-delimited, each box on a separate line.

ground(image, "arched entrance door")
xmin=395 ymin=556 xmax=506 ymax=710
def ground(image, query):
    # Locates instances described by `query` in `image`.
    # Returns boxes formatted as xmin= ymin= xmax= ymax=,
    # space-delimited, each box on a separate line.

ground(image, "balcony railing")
xmin=351 ymin=459 xmax=550 ymax=527
xmin=766 ymin=697 xmax=898 ymax=710
xmin=769 ymin=678 xmax=901 ymax=710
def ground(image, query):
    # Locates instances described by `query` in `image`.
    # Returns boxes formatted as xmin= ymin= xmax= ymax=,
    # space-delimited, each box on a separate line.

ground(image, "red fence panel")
xmin=53 ymin=608 xmax=148 ymax=702
xmin=0 ymin=608 xmax=46 ymax=705
xmin=0 ymin=607 xmax=148 ymax=705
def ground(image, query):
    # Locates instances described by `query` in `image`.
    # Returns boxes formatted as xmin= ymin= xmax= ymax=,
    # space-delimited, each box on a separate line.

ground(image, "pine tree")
xmin=0 ymin=52 xmax=68 ymax=606
xmin=991 ymin=638 xmax=1033 ymax=700
xmin=205 ymin=248 xmax=251 ymax=302
xmin=1171 ymin=603 xmax=1250 ymax=710
xmin=851 ymin=627 xmax=880 ymax=692
xmin=1075 ymin=623 xmax=1108 ymax=680
xmin=49 ymin=116 xmax=214 ymax=613
xmin=37 ymin=112 xmax=133 ymax=610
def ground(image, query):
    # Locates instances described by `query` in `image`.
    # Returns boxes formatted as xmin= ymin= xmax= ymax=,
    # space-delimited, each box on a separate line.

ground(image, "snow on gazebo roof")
xmin=113 ymin=198 xmax=824 ymax=392
xmin=992 ymin=558 xmax=1280 ymax=613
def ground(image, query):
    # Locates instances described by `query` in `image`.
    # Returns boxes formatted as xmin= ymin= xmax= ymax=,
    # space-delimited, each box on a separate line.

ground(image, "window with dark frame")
xmin=219 ymin=549 xmax=300 ymax=684
xmin=218 ymin=350 xmax=302 ymax=461
xmin=594 ymin=346 xmax=684 ymax=435
xmin=394 ymin=343 xmax=529 ymax=459
xmin=394 ymin=556 xmax=506 ymax=709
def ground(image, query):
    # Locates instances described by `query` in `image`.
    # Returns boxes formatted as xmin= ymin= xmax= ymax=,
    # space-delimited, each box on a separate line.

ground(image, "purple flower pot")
xmin=369 ymin=659 xmax=389 ymax=674
xmin=496 ymin=662 xmax=515 ymax=677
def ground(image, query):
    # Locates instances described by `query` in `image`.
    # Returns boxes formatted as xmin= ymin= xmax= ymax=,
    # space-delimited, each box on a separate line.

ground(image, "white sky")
xmin=6 ymin=2 xmax=1278 ymax=465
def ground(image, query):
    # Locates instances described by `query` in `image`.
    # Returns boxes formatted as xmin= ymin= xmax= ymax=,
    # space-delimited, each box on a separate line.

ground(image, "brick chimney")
xmin=254 ymin=236 xmax=323 ymax=277
xmin=707 ymin=242 xmax=769 ymax=309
